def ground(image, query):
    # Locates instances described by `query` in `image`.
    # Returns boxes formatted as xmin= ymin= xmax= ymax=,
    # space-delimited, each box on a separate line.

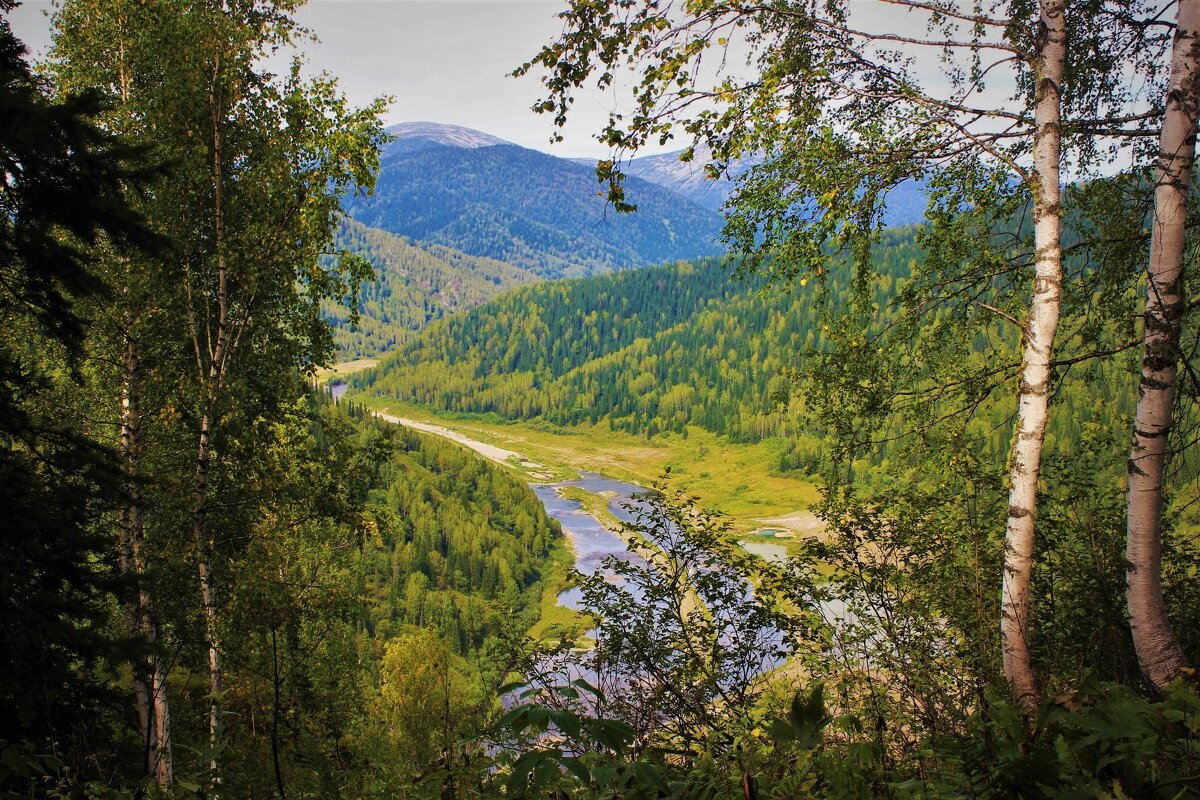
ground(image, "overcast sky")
xmin=7 ymin=0 xmax=669 ymax=158
xmin=8 ymin=0 xmax=1055 ymax=166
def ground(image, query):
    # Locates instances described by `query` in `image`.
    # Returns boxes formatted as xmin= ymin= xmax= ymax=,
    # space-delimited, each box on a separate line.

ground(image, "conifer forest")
xmin=2 ymin=0 xmax=1199 ymax=797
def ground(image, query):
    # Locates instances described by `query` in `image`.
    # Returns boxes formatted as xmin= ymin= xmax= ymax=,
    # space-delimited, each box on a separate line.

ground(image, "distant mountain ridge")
xmin=623 ymin=146 xmax=929 ymax=227
xmin=624 ymin=147 xmax=750 ymax=212
xmin=387 ymin=121 xmax=510 ymax=149
xmin=343 ymin=122 xmax=726 ymax=279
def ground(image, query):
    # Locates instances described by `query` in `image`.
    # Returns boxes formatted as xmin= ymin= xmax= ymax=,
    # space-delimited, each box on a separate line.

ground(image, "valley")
xmin=9 ymin=0 xmax=1200 ymax=793
xmin=353 ymin=392 xmax=822 ymax=534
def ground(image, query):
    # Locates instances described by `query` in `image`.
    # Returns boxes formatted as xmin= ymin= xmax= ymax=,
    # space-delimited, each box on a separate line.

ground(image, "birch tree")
xmin=51 ymin=3 xmax=180 ymax=780
xmin=0 ymin=2 xmax=158 ymax=778
xmin=52 ymin=0 xmax=386 ymax=785
xmin=1126 ymin=0 xmax=1200 ymax=693
xmin=521 ymin=0 xmax=1172 ymax=710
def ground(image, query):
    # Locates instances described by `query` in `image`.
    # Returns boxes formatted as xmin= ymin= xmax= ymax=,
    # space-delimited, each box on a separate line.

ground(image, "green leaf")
xmin=496 ymin=705 xmax=531 ymax=735
xmin=561 ymin=755 xmax=591 ymax=784
xmin=507 ymin=749 xmax=564 ymax=793
xmin=550 ymin=709 xmax=583 ymax=739
xmin=497 ymin=680 xmax=528 ymax=696
xmin=586 ymin=718 xmax=636 ymax=753
xmin=526 ymin=705 xmax=552 ymax=733
xmin=572 ymin=676 xmax=605 ymax=700
xmin=628 ymin=761 xmax=669 ymax=791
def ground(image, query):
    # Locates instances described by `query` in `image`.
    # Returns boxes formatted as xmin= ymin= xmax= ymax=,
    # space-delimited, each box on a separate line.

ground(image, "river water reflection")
xmin=532 ymin=471 xmax=792 ymax=676
xmin=532 ymin=471 xmax=653 ymax=609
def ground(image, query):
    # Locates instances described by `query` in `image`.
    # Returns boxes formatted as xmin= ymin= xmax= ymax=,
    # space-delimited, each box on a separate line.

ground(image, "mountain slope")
xmin=353 ymin=253 xmax=828 ymax=443
xmin=624 ymin=148 xmax=748 ymax=212
xmin=356 ymin=228 xmax=1125 ymax=481
xmin=327 ymin=219 xmax=540 ymax=358
xmin=624 ymin=147 xmax=929 ymax=227
xmin=342 ymin=122 xmax=726 ymax=279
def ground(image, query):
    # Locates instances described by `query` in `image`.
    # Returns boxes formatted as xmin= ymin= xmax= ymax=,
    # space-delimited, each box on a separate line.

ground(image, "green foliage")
xmin=366 ymin=629 xmax=483 ymax=783
xmin=8 ymin=1 xmax=1199 ymax=797
xmin=0 ymin=11 xmax=157 ymax=350
xmin=359 ymin=224 xmax=1142 ymax=483
xmin=356 ymin=250 xmax=804 ymax=442
xmin=0 ymin=9 xmax=158 ymax=786
xmin=412 ymin=489 xmax=1200 ymax=800
xmin=491 ymin=682 xmax=667 ymax=799
xmin=352 ymin=407 xmax=562 ymax=651
xmin=326 ymin=219 xmax=540 ymax=359
xmin=907 ymin=677 xmax=1200 ymax=799
xmin=769 ymin=685 xmax=832 ymax=750
xmin=90 ymin=393 xmax=563 ymax=797
xmin=519 ymin=0 xmax=1169 ymax=289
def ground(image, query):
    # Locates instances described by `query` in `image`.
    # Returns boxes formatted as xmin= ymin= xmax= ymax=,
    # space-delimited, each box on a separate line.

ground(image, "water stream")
xmin=532 ymin=472 xmax=652 ymax=608
xmin=365 ymin=411 xmax=806 ymax=666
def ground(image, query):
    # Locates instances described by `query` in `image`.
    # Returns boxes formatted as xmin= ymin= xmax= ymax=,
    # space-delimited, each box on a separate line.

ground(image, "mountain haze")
xmin=342 ymin=122 xmax=726 ymax=279
xmin=624 ymin=147 xmax=930 ymax=227
xmin=624 ymin=148 xmax=748 ymax=211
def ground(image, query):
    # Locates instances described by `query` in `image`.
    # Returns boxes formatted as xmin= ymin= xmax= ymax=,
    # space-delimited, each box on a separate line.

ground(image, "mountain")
xmin=356 ymin=226 xmax=1124 ymax=479
xmin=327 ymin=219 xmax=541 ymax=358
xmin=352 ymin=244 xmax=868 ymax=446
xmin=624 ymin=147 xmax=749 ymax=212
xmin=387 ymin=121 xmax=509 ymax=149
xmin=624 ymin=147 xmax=929 ymax=227
xmin=342 ymin=122 xmax=726 ymax=279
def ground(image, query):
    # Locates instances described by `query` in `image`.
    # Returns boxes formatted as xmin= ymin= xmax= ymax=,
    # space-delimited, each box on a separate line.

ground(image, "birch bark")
xmin=1126 ymin=0 xmax=1200 ymax=693
xmin=1000 ymin=0 xmax=1067 ymax=713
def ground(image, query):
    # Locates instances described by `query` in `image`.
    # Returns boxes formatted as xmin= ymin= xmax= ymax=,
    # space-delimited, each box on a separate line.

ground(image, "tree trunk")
xmin=1001 ymin=0 xmax=1067 ymax=714
xmin=118 ymin=327 xmax=174 ymax=784
xmin=148 ymin=615 xmax=174 ymax=785
xmin=195 ymin=40 xmax=231 ymax=784
xmin=113 ymin=29 xmax=175 ymax=787
xmin=116 ymin=509 xmax=152 ymax=763
xmin=271 ymin=627 xmax=287 ymax=800
xmin=1126 ymin=0 xmax=1200 ymax=693
xmin=195 ymin=410 xmax=224 ymax=776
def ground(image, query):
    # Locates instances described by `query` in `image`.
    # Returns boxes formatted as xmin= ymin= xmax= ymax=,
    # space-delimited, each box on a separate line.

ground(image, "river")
xmin=360 ymin=410 xmax=649 ymax=592
xmin=362 ymin=408 xmax=848 ymax=712
xmin=532 ymin=472 xmax=654 ymax=608
xmin=364 ymin=409 xmax=795 ymax=611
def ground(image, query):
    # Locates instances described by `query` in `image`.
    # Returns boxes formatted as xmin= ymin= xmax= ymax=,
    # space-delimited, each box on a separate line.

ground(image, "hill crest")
xmin=386 ymin=121 xmax=510 ymax=149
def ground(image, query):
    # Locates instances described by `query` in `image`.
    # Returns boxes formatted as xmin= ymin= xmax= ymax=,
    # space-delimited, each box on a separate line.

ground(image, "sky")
xmin=6 ymin=0 xmax=664 ymax=158
xmin=7 ymin=0 xmax=1091 ymax=168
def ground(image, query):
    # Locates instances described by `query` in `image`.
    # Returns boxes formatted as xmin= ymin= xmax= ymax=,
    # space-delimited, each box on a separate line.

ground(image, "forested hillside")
xmin=358 ymin=228 xmax=1137 ymax=483
xmin=350 ymin=401 xmax=561 ymax=649
xmin=341 ymin=123 xmax=726 ymax=278
xmin=355 ymin=254 xmax=784 ymax=436
xmin=327 ymin=219 xmax=540 ymax=357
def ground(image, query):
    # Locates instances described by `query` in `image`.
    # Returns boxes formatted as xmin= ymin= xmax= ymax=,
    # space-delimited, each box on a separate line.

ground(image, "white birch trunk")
xmin=113 ymin=32 xmax=175 ymax=787
xmin=118 ymin=326 xmax=175 ymax=784
xmin=195 ymin=412 xmax=224 ymax=774
xmin=1126 ymin=0 xmax=1200 ymax=693
xmin=195 ymin=41 xmax=230 ymax=785
xmin=1000 ymin=0 xmax=1067 ymax=713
